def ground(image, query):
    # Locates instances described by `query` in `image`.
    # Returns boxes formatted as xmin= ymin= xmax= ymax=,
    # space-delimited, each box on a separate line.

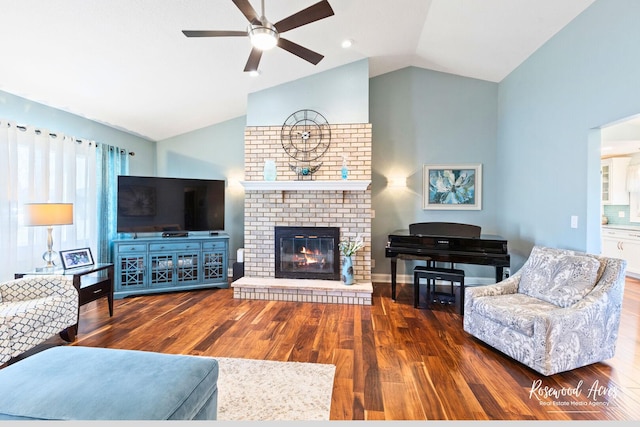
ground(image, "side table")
xmin=15 ymin=263 xmax=114 ymax=337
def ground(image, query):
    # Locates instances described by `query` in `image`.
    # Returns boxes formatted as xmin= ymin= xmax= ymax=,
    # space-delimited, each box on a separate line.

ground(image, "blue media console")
xmin=112 ymin=234 xmax=229 ymax=299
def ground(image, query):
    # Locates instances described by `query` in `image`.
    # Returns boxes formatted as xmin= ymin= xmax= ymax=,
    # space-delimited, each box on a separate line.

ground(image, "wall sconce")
xmin=227 ymin=171 xmax=246 ymax=194
xmin=25 ymin=203 xmax=74 ymax=270
xmin=387 ymin=176 xmax=407 ymax=189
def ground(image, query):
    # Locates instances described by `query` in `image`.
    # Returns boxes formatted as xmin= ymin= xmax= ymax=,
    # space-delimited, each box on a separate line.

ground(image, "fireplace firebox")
xmin=275 ymin=226 xmax=340 ymax=280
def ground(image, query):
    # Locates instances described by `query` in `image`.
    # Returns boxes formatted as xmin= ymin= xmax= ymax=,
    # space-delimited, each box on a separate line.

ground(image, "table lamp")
xmin=25 ymin=203 xmax=74 ymax=270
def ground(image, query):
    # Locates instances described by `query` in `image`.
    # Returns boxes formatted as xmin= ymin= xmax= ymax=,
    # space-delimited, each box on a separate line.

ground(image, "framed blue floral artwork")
xmin=423 ymin=164 xmax=482 ymax=210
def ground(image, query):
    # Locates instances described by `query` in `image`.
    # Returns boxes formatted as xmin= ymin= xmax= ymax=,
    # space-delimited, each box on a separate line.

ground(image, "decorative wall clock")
xmin=281 ymin=109 xmax=331 ymax=179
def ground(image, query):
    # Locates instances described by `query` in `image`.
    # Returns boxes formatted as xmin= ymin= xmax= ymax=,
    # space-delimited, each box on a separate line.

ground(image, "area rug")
xmin=214 ymin=357 xmax=336 ymax=421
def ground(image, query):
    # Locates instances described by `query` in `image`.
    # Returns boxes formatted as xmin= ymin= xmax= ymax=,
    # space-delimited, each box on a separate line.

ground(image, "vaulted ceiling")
xmin=0 ymin=0 xmax=595 ymax=141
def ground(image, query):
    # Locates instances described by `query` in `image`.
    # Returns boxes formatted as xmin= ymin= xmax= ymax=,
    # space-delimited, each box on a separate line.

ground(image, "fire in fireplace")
xmin=275 ymin=226 xmax=340 ymax=280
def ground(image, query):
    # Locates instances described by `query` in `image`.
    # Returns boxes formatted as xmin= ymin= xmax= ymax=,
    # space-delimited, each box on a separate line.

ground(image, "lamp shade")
xmin=25 ymin=203 xmax=73 ymax=226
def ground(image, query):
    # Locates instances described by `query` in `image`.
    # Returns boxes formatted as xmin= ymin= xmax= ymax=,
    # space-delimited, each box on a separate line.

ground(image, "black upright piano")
xmin=385 ymin=225 xmax=510 ymax=301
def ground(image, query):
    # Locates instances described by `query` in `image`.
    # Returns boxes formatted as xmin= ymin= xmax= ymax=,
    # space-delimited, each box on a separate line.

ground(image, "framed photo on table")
xmin=423 ymin=163 xmax=482 ymax=210
xmin=60 ymin=247 xmax=95 ymax=270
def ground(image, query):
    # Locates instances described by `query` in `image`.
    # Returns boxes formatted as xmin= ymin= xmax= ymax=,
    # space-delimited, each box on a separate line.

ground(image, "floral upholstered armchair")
xmin=0 ymin=275 xmax=78 ymax=365
xmin=463 ymin=245 xmax=626 ymax=376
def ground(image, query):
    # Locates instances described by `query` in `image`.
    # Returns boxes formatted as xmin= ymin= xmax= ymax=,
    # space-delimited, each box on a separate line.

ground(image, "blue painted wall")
xmin=247 ymin=59 xmax=369 ymax=126
xmin=156 ymin=116 xmax=246 ymax=261
xmin=370 ymin=67 xmax=499 ymax=277
xmin=497 ymin=0 xmax=640 ymax=269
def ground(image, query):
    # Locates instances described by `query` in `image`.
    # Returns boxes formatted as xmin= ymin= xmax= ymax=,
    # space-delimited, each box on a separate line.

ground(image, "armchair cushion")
xmin=468 ymin=293 xmax=558 ymax=337
xmin=518 ymin=249 xmax=600 ymax=308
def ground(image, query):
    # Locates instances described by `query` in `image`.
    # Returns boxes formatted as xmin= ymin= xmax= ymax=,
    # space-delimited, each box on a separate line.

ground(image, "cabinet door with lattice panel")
xmin=176 ymin=252 xmax=200 ymax=284
xmin=116 ymin=254 xmax=147 ymax=291
xmin=149 ymin=253 xmax=174 ymax=286
xmin=202 ymin=241 xmax=227 ymax=282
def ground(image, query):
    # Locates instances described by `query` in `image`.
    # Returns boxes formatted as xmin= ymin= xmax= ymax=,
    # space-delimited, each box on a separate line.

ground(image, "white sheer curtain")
xmin=0 ymin=119 xmax=98 ymax=280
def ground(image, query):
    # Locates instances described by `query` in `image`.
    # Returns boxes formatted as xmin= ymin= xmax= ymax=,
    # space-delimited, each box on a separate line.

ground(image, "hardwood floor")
xmin=72 ymin=277 xmax=640 ymax=420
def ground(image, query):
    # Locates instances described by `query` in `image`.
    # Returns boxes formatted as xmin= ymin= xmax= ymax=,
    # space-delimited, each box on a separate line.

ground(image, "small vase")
xmin=341 ymin=156 xmax=349 ymax=180
xmin=341 ymin=255 xmax=354 ymax=285
xmin=263 ymin=159 xmax=277 ymax=181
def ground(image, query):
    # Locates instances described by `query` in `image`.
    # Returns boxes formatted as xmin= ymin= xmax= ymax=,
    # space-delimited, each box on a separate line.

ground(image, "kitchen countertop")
xmin=602 ymin=224 xmax=640 ymax=231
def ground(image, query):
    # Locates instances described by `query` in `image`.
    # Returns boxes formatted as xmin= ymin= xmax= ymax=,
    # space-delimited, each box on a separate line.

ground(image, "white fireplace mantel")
xmin=240 ymin=180 xmax=371 ymax=192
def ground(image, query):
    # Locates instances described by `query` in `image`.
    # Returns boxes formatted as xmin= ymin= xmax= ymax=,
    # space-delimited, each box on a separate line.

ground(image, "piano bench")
xmin=413 ymin=266 xmax=465 ymax=314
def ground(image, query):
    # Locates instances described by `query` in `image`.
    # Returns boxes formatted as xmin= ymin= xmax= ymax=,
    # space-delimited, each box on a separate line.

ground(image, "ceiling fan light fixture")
xmin=183 ymin=0 xmax=334 ymax=71
xmin=248 ymin=22 xmax=279 ymax=51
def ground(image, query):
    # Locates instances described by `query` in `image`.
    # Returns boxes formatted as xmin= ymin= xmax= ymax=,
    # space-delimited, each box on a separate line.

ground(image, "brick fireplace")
xmin=232 ymin=123 xmax=373 ymax=305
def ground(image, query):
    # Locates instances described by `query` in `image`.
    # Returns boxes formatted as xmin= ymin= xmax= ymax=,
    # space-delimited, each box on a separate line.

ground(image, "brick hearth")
xmin=232 ymin=123 xmax=373 ymax=305
xmin=232 ymin=278 xmax=373 ymax=305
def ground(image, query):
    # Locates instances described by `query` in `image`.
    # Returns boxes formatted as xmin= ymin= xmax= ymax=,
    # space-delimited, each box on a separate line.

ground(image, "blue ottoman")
xmin=0 ymin=346 xmax=218 ymax=420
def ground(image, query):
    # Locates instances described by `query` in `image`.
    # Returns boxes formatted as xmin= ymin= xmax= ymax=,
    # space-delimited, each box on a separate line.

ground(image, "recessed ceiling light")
xmin=249 ymin=70 xmax=260 ymax=77
xmin=341 ymin=39 xmax=353 ymax=49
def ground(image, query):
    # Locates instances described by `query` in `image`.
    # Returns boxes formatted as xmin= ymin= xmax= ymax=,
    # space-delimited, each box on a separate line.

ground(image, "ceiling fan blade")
xmin=274 ymin=0 xmax=335 ymax=34
xmin=182 ymin=30 xmax=247 ymax=37
xmin=232 ymin=0 xmax=261 ymax=25
xmin=244 ymin=48 xmax=263 ymax=72
xmin=278 ymin=38 xmax=324 ymax=65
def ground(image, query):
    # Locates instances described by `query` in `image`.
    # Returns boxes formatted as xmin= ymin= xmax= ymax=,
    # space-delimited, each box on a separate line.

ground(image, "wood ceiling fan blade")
xmin=274 ymin=0 xmax=334 ymax=34
xmin=244 ymin=48 xmax=263 ymax=72
xmin=233 ymin=0 xmax=261 ymax=25
xmin=278 ymin=38 xmax=324 ymax=65
xmin=182 ymin=30 xmax=247 ymax=37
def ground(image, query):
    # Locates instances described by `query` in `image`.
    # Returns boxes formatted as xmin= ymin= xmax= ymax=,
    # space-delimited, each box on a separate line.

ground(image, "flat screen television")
xmin=117 ymin=175 xmax=225 ymax=234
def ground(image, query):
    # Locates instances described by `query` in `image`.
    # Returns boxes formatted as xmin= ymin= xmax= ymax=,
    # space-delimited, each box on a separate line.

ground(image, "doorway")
xmin=600 ymin=115 xmax=640 ymax=224
xmin=599 ymin=115 xmax=640 ymax=279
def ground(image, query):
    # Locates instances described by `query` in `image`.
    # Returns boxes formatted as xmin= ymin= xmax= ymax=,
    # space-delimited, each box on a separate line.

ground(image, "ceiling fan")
xmin=182 ymin=0 xmax=335 ymax=72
